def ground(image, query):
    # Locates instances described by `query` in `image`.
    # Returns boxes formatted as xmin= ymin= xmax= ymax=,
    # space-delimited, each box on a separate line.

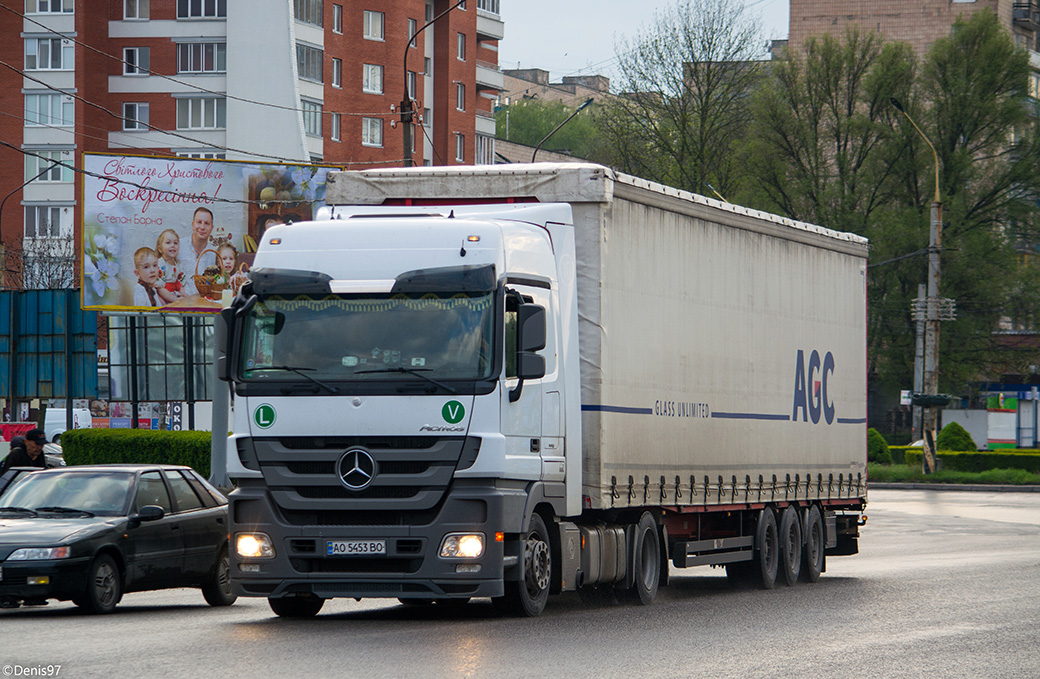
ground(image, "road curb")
xmin=869 ymin=482 xmax=1040 ymax=492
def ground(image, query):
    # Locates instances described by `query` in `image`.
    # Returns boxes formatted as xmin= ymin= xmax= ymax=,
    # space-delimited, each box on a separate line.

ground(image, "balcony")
xmin=476 ymin=59 xmax=503 ymax=91
xmin=1014 ymin=2 xmax=1040 ymax=30
xmin=476 ymin=1 xmax=504 ymax=41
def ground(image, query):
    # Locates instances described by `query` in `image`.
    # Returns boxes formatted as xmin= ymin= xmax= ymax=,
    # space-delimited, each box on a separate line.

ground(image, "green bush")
xmin=867 ymin=428 xmax=892 ymax=464
xmin=936 ymin=421 xmax=977 ymax=451
xmin=904 ymin=449 xmax=1040 ymax=474
xmin=61 ymin=429 xmax=212 ymax=478
xmin=868 ymin=463 xmax=1040 ymax=485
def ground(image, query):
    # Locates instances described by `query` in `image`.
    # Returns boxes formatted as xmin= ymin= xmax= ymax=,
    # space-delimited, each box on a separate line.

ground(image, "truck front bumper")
xmin=228 ymin=480 xmax=528 ymax=600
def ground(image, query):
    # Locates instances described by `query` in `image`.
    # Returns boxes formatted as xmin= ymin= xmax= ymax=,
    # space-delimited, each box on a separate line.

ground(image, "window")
xmin=123 ymin=102 xmax=149 ymax=130
xmin=363 ymin=63 xmax=383 ymax=94
xmin=124 ymin=0 xmax=149 ymax=18
xmin=164 ymin=470 xmax=204 ymax=511
xmin=477 ymin=0 xmax=499 ymax=13
xmin=408 ymin=18 xmax=418 ymax=48
xmin=362 ymin=117 xmax=382 ymax=147
xmin=176 ymin=151 xmax=225 ymax=159
xmin=458 ymin=0 xmax=466 ymax=9
xmin=426 ymin=4 xmax=433 ymax=21
xmin=363 ymin=10 xmax=384 ymax=40
xmin=457 ymin=32 xmax=466 ymax=61
xmin=407 ymin=70 xmax=417 ymax=99
xmin=455 ymin=132 xmax=465 ymax=162
xmin=25 ymin=38 xmax=74 ymax=70
xmin=332 ymin=58 xmax=342 ymax=87
xmin=293 ymin=0 xmax=322 ymax=26
xmin=25 ymin=93 xmax=73 ymax=126
xmin=476 ymin=134 xmax=494 ymax=165
xmin=177 ymin=42 xmax=226 ymax=73
xmin=302 ymin=100 xmax=322 ymax=137
xmin=123 ymin=47 xmax=150 ymax=75
xmin=24 ymin=205 xmax=64 ymax=238
xmin=135 ymin=472 xmax=172 ymax=513
xmin=177 ymin=0 xmax=226 ymax=18
xmin=424 ymin=56 xmax=431 ymax=75
xmin=456 ymin=82 xmax=465 ymax=111
xmin=26 ymin=0 xmax=74 ymax=13
xmin=176 ymin=97 xmax=225 ymax=130
xmin=330 ymin=113 xmax=341 ymax=141
xmin=26 ymin=150 xmax=73 ymax=182
xmin=297 ymin=44 xmax=323 ymax=82
xmin=332 ymin=4 xmax=342 ymax=33
xmin=423 ymin=107 xmax=431 ymax=128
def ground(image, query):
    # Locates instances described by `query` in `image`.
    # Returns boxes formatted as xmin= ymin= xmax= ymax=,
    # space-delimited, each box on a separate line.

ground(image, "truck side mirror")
xmin=510 ymin=304 xmax=546 ymax=402
xmin=216 ymin=308 xmax=234 ymax=382
xmin=517 ymin=304 xmax=546 ymax=352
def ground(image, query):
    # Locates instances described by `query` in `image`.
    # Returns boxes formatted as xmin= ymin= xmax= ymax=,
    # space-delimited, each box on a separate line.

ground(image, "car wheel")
xmin=77 ymin=553 xmax=121 ymax=614
xmin=269 ymin=595 xmax=324 ymax=618
xmin=202 ymin=546 xmax=237 ymax=607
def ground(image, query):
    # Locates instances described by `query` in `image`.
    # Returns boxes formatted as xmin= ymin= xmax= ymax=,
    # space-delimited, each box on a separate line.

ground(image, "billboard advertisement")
xmin=81 ymin=154 xmax=337 ymax=313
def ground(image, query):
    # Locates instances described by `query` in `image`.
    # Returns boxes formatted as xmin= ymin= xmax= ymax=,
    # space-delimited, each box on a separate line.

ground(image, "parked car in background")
xmin=43 ymin=408 xmax=92 ymax=443
xmin=0 ymin=465 xmax=234 ymax=613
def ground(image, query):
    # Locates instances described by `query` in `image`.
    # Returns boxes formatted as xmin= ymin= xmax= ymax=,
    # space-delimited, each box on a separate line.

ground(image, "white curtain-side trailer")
xmin=219 ymin=164 xmax=868 ymax=617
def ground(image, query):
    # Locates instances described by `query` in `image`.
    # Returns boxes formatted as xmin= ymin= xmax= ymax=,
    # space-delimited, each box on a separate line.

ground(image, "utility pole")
xmin=401 ymin=0 xmax=467 ymax=167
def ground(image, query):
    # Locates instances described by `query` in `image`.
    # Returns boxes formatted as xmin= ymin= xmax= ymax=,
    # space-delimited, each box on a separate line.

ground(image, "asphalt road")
xmin=2 ymin=488 xmax=1038 ymax=679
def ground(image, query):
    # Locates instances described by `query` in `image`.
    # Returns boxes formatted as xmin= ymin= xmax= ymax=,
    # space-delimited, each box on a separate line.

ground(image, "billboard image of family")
xmin=81 ymin=154 xmax=337 ymax=313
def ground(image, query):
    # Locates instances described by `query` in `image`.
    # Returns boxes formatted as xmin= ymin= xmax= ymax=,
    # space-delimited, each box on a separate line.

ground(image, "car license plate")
xmin=327 ymin=540 xmax=386 ymax=556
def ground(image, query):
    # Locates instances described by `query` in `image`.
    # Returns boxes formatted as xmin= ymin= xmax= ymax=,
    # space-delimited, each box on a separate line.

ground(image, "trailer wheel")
xmin=778 ymin=506 xmax=802 ymax=586
xmin=800 ymin=505 xmax=825 ymax=583
xmin=493 ymin=513 xmax=551 ymax=617
xmin=616 ymin=512 xmax=660 ymax=605
xmin=753 ymin=507 xmax=779 ymax=589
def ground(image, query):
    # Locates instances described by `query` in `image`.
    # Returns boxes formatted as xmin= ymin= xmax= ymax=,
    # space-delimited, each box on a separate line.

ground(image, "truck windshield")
xmin=237 ymin=292 xmax=495 ymax=383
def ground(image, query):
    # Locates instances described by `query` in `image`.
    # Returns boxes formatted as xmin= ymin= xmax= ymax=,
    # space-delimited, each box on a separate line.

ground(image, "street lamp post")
xmin=401 ymin=0 xmax=467 ymax=167
xmin=891 ymin=98 xmax=943 ymax=474
xmin=531 ymin=98 xmax=594 ymax=162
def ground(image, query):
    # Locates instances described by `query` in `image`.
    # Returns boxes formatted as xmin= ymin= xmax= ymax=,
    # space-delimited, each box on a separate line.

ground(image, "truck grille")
xmin=252 ymin=436 xmax=470 ymax=524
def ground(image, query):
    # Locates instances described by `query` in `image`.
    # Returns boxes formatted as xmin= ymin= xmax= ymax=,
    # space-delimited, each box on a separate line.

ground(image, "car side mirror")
xmin=131 ymin=505 xmax=165 ymax=524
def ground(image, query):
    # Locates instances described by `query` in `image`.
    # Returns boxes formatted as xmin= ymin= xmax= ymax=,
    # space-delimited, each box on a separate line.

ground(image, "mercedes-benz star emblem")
xmin=338 ymin=449 xmax=377 ymax=490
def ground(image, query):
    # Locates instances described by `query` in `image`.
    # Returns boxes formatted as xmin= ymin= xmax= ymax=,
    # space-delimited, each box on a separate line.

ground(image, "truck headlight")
xmin=439 ymin=533 xmax=485 ymax=559
xmin=236 ymin=533 xmax=275 ymax=559
xmin=8 ymin=546 xmax=70 ymax=560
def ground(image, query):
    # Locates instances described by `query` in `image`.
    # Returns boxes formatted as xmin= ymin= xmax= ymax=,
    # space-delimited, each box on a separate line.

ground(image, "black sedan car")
xmin=0 ymin=464 xmax=235 ymax=613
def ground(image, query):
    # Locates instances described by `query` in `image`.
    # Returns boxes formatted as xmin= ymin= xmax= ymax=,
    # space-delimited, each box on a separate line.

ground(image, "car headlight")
xmin=236 ymin=533 xmax=275 ymax=559
xmin=7 ymin=546 xmax=71 ymax=560
xmin=439 ymin=533 xmax=485 ymax=559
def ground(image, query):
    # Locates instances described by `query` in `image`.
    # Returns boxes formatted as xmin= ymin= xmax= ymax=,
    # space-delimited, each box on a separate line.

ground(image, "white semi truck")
xmin=218 ymin=164 xmax=868 ymax=618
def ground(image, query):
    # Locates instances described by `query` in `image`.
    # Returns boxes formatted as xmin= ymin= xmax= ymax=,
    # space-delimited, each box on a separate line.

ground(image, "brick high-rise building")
xmin=0 ymin=0 xmax=504 ymax=288
xmin=789 ymin=1 xmax=1040 ymax=56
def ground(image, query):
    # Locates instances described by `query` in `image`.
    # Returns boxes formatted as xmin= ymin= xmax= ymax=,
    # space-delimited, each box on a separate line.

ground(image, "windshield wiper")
xmin=35 ymin=506 xmax=95 ymax=517
xmin=354 ymin=367 xmax=458 ymax=394
xmin=0 ymin=506 xmax=38 ymax=516
xmin=250 ymin=365 xmax=340 ymax=395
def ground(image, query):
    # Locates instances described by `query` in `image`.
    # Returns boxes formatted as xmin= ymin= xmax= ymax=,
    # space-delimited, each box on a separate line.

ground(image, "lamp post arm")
xmin=401 ymin=0 xmax=467 ymax=166
xmin=531 ymin=98 xmax=594 ymax=163
xmin=895 ymin=109 xmax=941 ymax=204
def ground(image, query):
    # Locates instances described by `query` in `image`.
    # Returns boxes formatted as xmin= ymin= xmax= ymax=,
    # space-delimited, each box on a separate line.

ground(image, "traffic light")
xmin=911 ymin=393 xmax=952 ymax=407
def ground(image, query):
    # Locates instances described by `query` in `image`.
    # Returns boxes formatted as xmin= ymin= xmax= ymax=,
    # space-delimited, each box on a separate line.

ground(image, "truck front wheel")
xmin=494 ymin=513 xmax=551 ymax=617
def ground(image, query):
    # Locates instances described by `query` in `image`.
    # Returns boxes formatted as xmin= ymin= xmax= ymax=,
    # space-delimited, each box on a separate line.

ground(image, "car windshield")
xmin=1 ymin=471 xmax=133 ymax=517
xmin=238 ymin=292 xmax=495 ymax=383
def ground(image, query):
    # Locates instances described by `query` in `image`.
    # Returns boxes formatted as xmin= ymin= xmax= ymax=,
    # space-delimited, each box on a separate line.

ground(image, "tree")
xmin=599 ymin=0 xmax=765 ymax=196
xmin=495 ymin=99 xmax=602 ymax=161
xmin=744 ymin=11 xmax=1040 ymax=401
xmin=2 ymin=236 xmax=76 ymax=290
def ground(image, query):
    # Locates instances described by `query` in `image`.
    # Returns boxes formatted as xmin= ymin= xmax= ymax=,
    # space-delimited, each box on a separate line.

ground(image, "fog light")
xmin=239 ymin=563 xmax=261 ymax=573
xmin=236 ymin=533 xmax=275 ymax=559
xmin=439 ymin=533 xmax=485 ymax=558
xmin=455 ymin=564 xmax=481 ymax=574
xmin=27 ymin=576 xmax=50 ymax=585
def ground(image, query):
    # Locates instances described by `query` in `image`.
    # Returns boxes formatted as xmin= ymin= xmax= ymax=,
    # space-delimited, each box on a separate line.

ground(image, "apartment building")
xmin=0 ymin=0 xmax=504 ymax=287
xmin=789 ymin=1 xmax=1040 ymax=56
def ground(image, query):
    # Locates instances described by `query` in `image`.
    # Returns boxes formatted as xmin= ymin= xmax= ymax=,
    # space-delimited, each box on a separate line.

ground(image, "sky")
xmin=497 ymin=0 xmax=789 ymax=83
